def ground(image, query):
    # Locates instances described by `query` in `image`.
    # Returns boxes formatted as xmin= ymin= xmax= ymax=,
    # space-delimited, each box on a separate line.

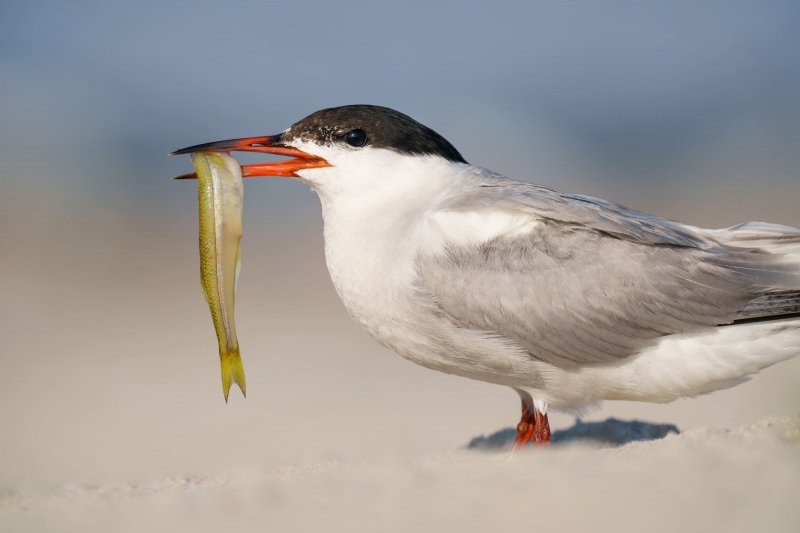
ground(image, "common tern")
xmin=173 ymin=105 xmax=800 ymax=449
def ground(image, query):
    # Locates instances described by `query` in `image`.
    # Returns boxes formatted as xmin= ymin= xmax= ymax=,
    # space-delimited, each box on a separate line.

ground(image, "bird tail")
xmin=705 ymin=221 xmax=800 ymax=291
xmin=220 ymin=348 xmax=246 ymax=402
xmin=710 ymin=221 xmax=800 ymax=254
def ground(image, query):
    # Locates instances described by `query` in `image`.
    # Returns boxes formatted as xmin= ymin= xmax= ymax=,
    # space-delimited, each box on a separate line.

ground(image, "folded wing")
xmin=417 ymin=178 xmax=800 ymax=367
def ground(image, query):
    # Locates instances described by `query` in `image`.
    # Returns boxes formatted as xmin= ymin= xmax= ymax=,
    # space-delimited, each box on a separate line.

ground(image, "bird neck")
xmin=313 ymin=156 xmax=468 ymax=326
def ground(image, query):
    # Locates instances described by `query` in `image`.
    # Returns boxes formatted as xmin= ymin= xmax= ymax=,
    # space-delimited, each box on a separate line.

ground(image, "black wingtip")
xmin=730 ymin=311 xmax=800 ymax=326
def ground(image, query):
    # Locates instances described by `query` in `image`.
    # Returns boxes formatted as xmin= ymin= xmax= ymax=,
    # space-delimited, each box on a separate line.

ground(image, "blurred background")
xmin=1 ymin=0 xmax=799 ymax=490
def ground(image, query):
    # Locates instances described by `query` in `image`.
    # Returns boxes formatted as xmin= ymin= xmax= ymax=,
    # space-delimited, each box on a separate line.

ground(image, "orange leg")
xmin=532 ymin=410 xmax=551 ymax=445
xmin=511 ymin=401 xmax=536 ymax=452
xmin=511 ymin=400 xmax=551 ymax=453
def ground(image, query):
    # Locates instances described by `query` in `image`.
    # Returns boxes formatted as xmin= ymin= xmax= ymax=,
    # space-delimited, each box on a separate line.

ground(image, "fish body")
xmin=191 ymin=151 xmax=246 ymax=401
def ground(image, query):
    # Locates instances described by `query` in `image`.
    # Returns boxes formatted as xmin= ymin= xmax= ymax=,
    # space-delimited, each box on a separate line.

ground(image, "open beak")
xmin=170 ymin=135 xmax=330 ymax=179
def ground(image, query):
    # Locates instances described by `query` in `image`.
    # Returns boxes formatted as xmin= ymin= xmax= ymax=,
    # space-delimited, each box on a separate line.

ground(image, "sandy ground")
xmin=2 ymin=203 xmax=800 ymax=532
xmin=2 ymin=416 xmax=799 ymax=532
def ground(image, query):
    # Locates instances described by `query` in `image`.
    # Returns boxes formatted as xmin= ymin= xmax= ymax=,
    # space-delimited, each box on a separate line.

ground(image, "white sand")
xmin=2 ymin=416 xmax=798 ymax=532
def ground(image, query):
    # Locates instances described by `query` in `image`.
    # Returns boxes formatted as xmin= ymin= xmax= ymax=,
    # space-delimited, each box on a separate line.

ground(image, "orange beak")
xmin=170 ymin=135 xmax=330 ymax=179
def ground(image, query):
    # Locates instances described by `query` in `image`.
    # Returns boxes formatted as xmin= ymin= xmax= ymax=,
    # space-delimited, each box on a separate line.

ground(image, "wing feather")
xmin=417 ymin=178 xmax=800 ymax=367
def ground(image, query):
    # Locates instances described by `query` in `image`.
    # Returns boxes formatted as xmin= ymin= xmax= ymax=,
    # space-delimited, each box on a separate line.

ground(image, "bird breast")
xmin=319 ymin=192 xmax=426 ymax=339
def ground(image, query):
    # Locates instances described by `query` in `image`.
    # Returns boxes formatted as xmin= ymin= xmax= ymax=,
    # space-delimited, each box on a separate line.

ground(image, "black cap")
xmin=282 ymin=105 xmax=467 ymax=164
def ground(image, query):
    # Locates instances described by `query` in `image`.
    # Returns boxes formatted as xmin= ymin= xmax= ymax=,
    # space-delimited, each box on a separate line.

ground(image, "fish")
xmin=190 ymin=151 xmax=246 ymax=402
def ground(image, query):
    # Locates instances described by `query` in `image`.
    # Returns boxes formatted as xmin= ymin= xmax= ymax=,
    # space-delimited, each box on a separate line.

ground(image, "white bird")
xmin=173 ymin=105 xmax=800 ymax=449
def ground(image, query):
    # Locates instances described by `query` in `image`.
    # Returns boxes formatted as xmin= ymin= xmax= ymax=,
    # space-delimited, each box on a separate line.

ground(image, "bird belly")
xmin=516 ymin=318 xmax=800 ymax=411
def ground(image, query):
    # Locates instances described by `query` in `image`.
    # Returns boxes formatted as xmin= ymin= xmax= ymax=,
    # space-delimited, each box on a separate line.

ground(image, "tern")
xmin=173 ymin=105 xmax=800 ymax=449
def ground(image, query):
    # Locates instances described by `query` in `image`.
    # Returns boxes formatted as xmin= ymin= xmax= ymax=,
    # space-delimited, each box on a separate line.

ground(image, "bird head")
xmin=171 ymin=105 xmax=467 ymax=198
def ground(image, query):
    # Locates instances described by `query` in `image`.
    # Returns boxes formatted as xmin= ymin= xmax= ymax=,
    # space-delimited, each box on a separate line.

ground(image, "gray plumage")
xmin=417 ymin=172 xmax=800 ymax=368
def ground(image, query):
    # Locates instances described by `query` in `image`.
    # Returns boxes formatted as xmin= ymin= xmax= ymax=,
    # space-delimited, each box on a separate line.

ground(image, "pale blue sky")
xmin=2 ymin=0 xmax=799 ymax=218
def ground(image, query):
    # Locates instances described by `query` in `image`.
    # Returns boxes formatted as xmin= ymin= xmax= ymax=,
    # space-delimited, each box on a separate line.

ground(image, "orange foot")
xmin=510 ymin=399 xmax=550 ymax=453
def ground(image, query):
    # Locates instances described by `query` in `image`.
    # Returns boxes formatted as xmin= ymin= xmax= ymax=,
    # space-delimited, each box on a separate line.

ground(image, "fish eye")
xmin=344 ymin=129 xmax=367 ymax=147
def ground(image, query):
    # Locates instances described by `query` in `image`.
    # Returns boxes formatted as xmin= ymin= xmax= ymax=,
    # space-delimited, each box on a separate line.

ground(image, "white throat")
xmin=291 ymin=143 xmax=465 ymax=328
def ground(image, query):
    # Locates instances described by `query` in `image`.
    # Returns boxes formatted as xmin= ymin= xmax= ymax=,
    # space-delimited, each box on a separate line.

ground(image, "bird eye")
xmin=344 ymin=129 xmax=367 ymax=147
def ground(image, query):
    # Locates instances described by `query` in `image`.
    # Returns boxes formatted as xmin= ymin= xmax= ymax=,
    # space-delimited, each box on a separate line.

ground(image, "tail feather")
xmin=220 ymin=349 xmax=247 ymax=402
xmin=711 ymin=221 xmax=800 ymax=254
xmin=706 ymin=221 xmax=800 ymax=292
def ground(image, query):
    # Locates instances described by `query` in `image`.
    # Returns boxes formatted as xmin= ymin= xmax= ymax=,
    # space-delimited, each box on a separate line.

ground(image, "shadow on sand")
xmin=467 ymin=418 xmax=680 ymax=451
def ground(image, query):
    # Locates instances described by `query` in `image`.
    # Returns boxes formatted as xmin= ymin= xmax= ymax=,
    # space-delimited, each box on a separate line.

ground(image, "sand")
xmin=2 ymin=417 xmax=798 ymax=532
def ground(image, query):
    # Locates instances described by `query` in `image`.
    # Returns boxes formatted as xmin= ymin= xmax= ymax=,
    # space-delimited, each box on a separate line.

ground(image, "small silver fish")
xmin=190 ymin=151 xmax=246 ymax=401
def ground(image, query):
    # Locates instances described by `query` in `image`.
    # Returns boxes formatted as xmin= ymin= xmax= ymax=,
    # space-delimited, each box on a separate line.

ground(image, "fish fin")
xmin=201 ymin=277 xmax=211 ymax=304
xmin=220 ymin=348 xmax=247 ymax=402
xmin=234 ymin=243 xmax=242 ymax=296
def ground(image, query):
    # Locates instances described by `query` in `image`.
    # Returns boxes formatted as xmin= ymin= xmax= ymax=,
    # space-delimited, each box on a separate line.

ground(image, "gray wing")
xmin=418 ymin=177 xmax=800 ymax=366
xmin=439 ymin=172 xmax=711 ymax=248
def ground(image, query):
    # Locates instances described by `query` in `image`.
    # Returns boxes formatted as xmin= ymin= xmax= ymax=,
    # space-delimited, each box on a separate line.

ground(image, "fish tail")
xmin=220 ymin=348 xmax=247 ymax=402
